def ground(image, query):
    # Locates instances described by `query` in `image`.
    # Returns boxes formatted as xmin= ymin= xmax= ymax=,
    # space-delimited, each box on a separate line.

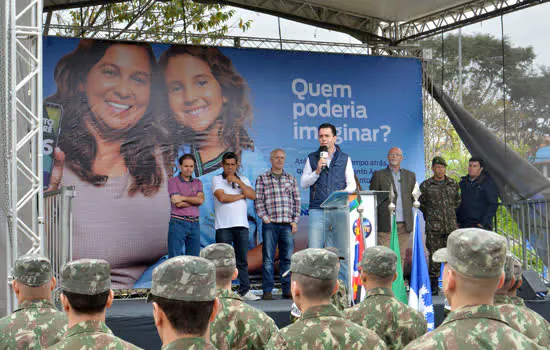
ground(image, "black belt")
xmin=171 ymin=215 xmax=199 ymax=222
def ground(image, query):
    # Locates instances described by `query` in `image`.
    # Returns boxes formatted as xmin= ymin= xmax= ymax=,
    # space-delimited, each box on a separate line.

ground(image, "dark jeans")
xmin=168 ymin=218 xmax=200 ymax=258
xmin=216 ymin=226 xmax=250 ymax=295
xmin=262 ymin=222 xmax=294 ymax=294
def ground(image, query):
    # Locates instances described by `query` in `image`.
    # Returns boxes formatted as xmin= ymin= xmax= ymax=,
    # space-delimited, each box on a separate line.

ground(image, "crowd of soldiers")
xmin=1 ymin=228 xmax=549 ymax=349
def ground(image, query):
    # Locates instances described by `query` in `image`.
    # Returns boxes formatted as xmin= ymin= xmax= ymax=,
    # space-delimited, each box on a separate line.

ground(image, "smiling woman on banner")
xmin=46 ymin=39 xmax=170 ymax=288
xmin=158 ymin=46 xmax=267 ymax=271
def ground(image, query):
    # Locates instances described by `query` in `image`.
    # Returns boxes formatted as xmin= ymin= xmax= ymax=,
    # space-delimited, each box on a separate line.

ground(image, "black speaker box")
xmin=518 ymin=269 xmax=548 ymax=300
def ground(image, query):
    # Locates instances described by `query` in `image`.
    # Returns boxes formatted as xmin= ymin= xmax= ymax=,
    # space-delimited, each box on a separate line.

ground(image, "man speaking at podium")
xmin=300 ymin=123 xmax=356 ymax=287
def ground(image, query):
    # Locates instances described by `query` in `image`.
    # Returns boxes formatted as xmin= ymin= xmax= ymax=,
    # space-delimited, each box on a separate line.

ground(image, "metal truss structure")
xmin=2 ymin=0 xmax=44 ymax=313
xmin=1 ymin=0 xmax=547 ymax=315
xmin=197 ymin=0 xmax=548 ymax=44
xmin=45 ymin=24 xmax=425 ymax=58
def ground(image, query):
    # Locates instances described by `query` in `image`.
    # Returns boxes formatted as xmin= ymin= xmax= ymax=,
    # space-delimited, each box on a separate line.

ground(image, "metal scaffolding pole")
xmin=3 ymin=0 xmax=44 ymax=314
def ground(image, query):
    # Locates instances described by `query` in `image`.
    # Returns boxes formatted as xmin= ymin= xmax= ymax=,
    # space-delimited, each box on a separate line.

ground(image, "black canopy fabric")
xmin=424 ymin=76 xmax=550 ymax=201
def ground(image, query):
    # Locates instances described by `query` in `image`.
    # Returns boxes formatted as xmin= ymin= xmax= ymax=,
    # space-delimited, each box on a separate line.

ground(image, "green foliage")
xmin=51 ymin=0 xmax=253 ymax=44
xmin=421 ymin=33 xmax=550 ymax=179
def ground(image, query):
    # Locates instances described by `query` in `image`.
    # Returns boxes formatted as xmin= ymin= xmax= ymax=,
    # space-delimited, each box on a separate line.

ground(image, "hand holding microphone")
xmin=316 ymin=146 xmax=329 ymax=174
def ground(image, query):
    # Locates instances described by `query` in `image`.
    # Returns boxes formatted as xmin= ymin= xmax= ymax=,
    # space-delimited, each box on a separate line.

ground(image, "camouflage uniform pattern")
xmin=61 ymin=259 xmax=111 ymax=295
xmin=325 ymin=247 xmax=349 ymax=310
xmin=495 ymin=294 xmax=550 ymax=347
xmin=405 ymin=229 xmax=540 ymax=349
xmin=48 ymin=320 xmax=142 ymax=349
xmin=210 ymin=288 xmax=278 ymax=349
xmin=345 ymin=287 xmax=427 ymax=349
xmin=162 ymin=338 xmax=216 ymax=350
xmin=331 ymin=279 xmax=349 ymax=311
xmin=148 ymin=255 xmax=216 ymax=302
xmin=359 ymin=246 xmax=397 ymax=277
xmin=0 ymin=300 xmax=67 ymax=350
xmin=2 ymin=254 xmax=66 ymax=349
xmin=12 ymin=254 xmax=53 ymax=286
xmin=510 ymin=296 xmax=526 ymax=307
xmin=266 ymin=304 xmax=387 ymax=350
xmin=432 ymin=228 xmax=507 ymax=278
xmin=284 ymin=248 xmax=339 ymax=280
xmin=200 ymin=243 xmax=236 ymax=268
xmin=403 ymin=304 xmax=541 ymax=350
xmin=419 ymin=174 xmax=460 ymax=284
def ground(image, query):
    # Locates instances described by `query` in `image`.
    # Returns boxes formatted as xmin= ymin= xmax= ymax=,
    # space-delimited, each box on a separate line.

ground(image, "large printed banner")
xmin=43 ymin=36 xmax=424 ymax=288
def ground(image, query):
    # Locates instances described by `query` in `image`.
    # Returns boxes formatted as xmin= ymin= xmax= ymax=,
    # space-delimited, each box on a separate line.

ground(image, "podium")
xmin=320 ymin=190 xmax=382 ymax=302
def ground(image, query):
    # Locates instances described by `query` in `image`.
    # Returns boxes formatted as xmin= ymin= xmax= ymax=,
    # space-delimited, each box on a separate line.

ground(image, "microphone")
xmin=320 ymin=146 xmax=328 ymax=169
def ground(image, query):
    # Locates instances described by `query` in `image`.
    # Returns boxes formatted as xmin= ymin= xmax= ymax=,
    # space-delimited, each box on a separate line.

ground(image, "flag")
xmin=390 ymin=214 xmax=408 ymax=303
xmin=352 ymin=217 xmax=365 ymax=300
xmin=408 ymin=209 xmax=435 ymax=331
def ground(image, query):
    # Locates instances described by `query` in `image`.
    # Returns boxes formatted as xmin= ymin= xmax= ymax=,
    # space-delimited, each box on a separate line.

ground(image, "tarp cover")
xmin=424 ymin=75 xmax=550 ymax=201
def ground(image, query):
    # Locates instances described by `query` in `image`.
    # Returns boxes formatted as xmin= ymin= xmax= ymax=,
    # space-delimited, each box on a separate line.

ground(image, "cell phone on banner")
xmin=43 ymin=102 xmax=63 ymax=190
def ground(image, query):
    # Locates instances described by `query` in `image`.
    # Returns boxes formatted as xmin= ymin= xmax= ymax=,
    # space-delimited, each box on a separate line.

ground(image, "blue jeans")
xmin=308 ymin=208 xmax=350 ymax=288
xmin=262 ymin=222 xmax=294 ymax=294
xmin=216 ymin=226 xmax=250 ymax=295
xmin=168 ymin=218 xmax=200 ymax=258
xmin=308 ymin=209 xmax=325 ymax=248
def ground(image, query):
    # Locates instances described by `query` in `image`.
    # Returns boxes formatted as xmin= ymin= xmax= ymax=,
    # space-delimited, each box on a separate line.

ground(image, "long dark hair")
xmin=159 ymin=45 xmax=254 ymax=162
xmin=48 ymin=39 xmax=167 ymax=196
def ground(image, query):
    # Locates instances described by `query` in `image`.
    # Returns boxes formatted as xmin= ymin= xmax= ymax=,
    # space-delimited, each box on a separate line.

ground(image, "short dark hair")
xmin=469 ymin=157 xmax=484 ymax=168
xmin=215 ymin=266 xmax=235 ymax=286
xmin=178 ymin=153 xmax=196 ymax=166
xmin=62 ymin=290 xmax=110 ymax=314
xmin=222 ymin=152 xmax=238 ymax=164
xmin=150 ymin=295 xmax=214 ymax=336
xmin=292 ymin=274 xmax=336 ymax=300
xmin=318 ymin=123 xmax=337 ymax=137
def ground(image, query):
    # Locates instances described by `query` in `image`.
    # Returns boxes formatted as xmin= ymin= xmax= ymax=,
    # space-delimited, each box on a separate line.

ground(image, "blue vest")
xmin=308 ymin=148 xmax=349 ymax=209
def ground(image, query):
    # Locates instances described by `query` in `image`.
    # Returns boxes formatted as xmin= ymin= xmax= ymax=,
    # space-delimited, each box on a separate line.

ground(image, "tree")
xmin=46 ymin=0 xmax=252 ymax=44
xmin=420 ymin=33 xmax=550 ymax=176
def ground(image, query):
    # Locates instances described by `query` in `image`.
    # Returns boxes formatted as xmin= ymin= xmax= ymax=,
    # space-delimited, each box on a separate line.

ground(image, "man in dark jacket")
xmin=456 ymin=157 xmax=499 ymax=230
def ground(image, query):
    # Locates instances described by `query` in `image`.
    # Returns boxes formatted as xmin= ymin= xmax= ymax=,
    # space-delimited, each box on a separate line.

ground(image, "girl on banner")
xmin=158 ymin=45 xmax=267 ymax=271
xmin=46 ymin=39 xmax=170 ymax=288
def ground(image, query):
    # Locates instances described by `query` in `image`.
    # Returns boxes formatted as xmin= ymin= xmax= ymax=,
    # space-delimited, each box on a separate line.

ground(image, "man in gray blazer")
xmin=369 ymin=147 xmax=416 ymax=274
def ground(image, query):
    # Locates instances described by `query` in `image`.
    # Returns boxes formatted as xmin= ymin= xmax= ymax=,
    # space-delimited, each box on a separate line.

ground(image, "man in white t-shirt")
xmin=212 ymin=152 xmax=259 ymax=301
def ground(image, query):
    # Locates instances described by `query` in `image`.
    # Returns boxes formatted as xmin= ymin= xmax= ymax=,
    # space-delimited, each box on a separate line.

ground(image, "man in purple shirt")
xmin=168 ymin=154 xmax=205 ymax=257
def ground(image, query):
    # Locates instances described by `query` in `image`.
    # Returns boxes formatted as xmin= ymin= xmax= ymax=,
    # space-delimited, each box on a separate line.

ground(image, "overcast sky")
xmin=227 ymin=2 xmax=550 ymax=68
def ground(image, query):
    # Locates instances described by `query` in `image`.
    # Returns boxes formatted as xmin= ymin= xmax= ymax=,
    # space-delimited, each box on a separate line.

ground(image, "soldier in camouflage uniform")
xmin=148 ymin=255 xmax=219 ymax=350
xmin=326 ymin=247 xmax=349 ymax=311
xmin=419 ymin=156 xmax=460 ymax=293
xmin=266 ymin=248 xmax=387 ymax=349
xmin=200 ymin=243 xmax=278 ymax=349
xmin=345 ymin=246 xmax=427 ymax=349
xmin=52 ymin=259 xmax=142 ymax=349
xmin=404 ymin=228 xmax=541 ymax=350
xmin=290 ymin=247 xmax=348 ymax=324
xmin=494 ymin=255 xmax=550 ymax=347
xmin=0 ymin=254 xmax=67 ymax=349
xmin=509 ymin=257 xmax=527 ymax=307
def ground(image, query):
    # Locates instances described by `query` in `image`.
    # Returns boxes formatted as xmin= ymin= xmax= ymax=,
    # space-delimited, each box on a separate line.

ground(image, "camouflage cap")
xmin=148 ymin=256 xmax=216 ymax=302
xmin=61 ymin=259 xmax=111 ymax=295
xmin=325 ymin=247 xmax=345 ymax=260
xmin=433 ymin=228 xmax=507 ymax=278
xmin=282 ymin=248 xmax=339 ymax=280
xmin=432 ymin=156 xmax=447 ymax=167
xmin=200 ymin=243 xmax=236 ymax=267
xmin=511 ymin=256 xmax=523 ymax=283
xmin=359 ymin=246 xmax=397 ymax=277
xmin=503 ymin=254 xmax=516 ymax=282
xmin=12 ymin=254 xmax=52 ymax=287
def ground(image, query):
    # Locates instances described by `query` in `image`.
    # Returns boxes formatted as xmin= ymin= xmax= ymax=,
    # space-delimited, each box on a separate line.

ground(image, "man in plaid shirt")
xmin=255 ymin=149 xmax=301 ymax=300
